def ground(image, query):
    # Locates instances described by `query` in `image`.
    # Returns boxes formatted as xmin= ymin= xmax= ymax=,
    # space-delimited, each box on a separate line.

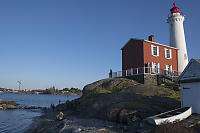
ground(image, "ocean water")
xmin=0 ymin=93 xmax=79 ymax=133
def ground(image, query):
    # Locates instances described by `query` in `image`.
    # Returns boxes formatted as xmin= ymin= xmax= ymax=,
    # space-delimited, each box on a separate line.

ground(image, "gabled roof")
xmin=178 ymin=59 xmax=200 ymax=83
xmin=144 ymin=40 xmax=178 ymax=50
xmin=121 ymin=38 xmax=177 ymax=50
xmin=195 ymin=59 xmax=200 ymax=64
xmin=121 ymin=38 xmax=143 ymax=50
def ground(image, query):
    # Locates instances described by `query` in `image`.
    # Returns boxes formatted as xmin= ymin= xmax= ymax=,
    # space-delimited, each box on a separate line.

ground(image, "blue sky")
xmin=0 ymin=0 xmax=199 ymax=90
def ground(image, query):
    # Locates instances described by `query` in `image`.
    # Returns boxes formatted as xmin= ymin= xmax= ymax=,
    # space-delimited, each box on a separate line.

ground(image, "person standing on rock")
xmin=51 ymin=104 xmax=55 ymax=111
xmin=109 ymin=69 xmax=112 ymax=78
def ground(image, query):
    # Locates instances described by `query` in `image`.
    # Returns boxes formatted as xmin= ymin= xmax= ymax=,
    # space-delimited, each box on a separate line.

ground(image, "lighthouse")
xmin=167 ymin=1 xmax=188 ymax=73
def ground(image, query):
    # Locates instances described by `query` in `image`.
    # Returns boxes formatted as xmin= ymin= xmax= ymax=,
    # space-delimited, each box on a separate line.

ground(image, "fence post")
xmin=131 ymin=68 xmax=133 ymax=75
xmin=149 ymin=67 xmax=151 ymax=74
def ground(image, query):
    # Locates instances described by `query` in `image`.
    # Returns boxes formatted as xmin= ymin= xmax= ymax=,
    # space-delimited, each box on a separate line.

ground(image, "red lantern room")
xmin=170 ymin=1 xmax=180 ymax=14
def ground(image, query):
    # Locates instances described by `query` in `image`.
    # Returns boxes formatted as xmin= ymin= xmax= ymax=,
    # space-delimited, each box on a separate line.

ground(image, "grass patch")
xmin=160 ymin=86 xmax=180 ymax=100
xmin=84 ymin=87 xmax=112 ymax=100
xmin=146 ymin=84 xmax=180 ymax=100
xmin=169 ymin=91 xmax=180 ymax=99
xmin=111 ymin=87 xmax=123 ymax=92
xmin=96 ymin=87 xmax=112 ymax=94
xmin=125 ymin=101 xmax=150 ymax=109
xmin=84 ymin=93 xmax=102 ymax=99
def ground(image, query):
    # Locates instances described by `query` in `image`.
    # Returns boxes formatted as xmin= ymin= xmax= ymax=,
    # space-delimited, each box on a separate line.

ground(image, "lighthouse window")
xmin=165 ymin=48 xmax=172 ymax=59
xmin=151 ymin=45 xmax=159 ymax=56
xmin=184 ymin=54 xmax=187 ymax=60
xmin=183 ymin=87 xmax=190 ymax=90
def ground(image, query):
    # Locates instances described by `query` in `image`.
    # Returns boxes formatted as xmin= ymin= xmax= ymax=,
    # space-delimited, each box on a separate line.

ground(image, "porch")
xmin=109 ymin=67 xmax=180 ymax=84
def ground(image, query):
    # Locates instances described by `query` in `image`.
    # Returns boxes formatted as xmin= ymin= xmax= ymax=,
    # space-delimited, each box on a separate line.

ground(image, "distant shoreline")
xmin=16 ymin=92 xmax=82 ymax=96
xmin=0 ymin=91 xmax=82 ymax=96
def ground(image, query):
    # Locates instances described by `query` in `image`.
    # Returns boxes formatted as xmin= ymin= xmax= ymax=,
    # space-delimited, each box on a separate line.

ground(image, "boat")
xmin=146 ymin=107 xmax=192 ymax=125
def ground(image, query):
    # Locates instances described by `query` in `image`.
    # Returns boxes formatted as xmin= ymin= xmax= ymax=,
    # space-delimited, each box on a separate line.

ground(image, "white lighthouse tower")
xmin=167 ymin=1 xmax=188 ymax=73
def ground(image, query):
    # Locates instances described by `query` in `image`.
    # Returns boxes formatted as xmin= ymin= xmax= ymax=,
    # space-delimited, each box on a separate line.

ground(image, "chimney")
xmin=148 ymin=35 xmax=155 ymax=42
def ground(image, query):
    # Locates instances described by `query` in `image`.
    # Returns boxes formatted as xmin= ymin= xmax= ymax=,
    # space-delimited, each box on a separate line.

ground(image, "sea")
xmin=0 ymin=92 xmax=80 ymax=133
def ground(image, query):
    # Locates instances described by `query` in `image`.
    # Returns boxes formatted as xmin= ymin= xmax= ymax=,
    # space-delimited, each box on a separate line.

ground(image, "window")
xmin=165 ymin=48 xmax=172 ymax=59
xmin=165 ymin=65 xmax=172 ymax=71
xmin=183 ymin=87 xmax=190 ymax=90
xmin=165 ymin=65 xmax=172 ymax=75
xmin=145 ymin=63 xmax=150 ymax=73
xmin=151 ymin=45 xmax=159 ymax=56
xmin=152 ymin=62 xmax=160 ymax=73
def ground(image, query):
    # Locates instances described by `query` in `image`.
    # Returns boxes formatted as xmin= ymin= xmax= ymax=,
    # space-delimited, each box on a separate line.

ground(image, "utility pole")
xmin=17 ymin=80 xmax=22 ymax=91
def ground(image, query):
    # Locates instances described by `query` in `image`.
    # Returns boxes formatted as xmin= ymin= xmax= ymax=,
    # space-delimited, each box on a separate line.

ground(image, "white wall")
xmin=181 ymin=82 xmax=200 ymax=113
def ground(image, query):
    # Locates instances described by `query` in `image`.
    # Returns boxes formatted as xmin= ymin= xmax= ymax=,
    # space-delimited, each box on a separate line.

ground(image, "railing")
xmin=109 ymin=67 xmax=180 ymax=81
xmin=168 ymin=12 xmax=184 ymax=17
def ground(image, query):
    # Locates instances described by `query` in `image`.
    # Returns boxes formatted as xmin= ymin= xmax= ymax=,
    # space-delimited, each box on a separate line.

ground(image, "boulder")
xmin=117 ymin=109 xmax=137 ymax=123
xmin=72 ymin=128 xmax=82 ymax=133
xmin=6 ymin=104 xmax=18 ymax=109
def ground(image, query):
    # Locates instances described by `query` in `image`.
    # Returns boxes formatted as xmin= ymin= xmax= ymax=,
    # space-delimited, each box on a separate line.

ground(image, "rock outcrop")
xmin=0 ymin=99 xmax=20 ymax=110
xmin=0 ymin=99 xmax=43 ymax=110
xmin=56 ymin=78 xmax=180 ymax=124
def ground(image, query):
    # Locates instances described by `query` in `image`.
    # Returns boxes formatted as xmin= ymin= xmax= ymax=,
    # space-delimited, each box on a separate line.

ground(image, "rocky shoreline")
xmin=24 ymin=78 xmax=183 ymax=133
xmin=0 ymin=99 xmax=44 ymax=110
xmin=25 ymin=108 xmax=133 ymax=133
xmin=0 ymin=99 xmax=21 ymax=110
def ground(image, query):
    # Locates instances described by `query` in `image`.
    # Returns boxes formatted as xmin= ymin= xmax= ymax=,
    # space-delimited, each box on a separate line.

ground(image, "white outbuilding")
xmin=179 ymin=59 xmax=200 ymax=114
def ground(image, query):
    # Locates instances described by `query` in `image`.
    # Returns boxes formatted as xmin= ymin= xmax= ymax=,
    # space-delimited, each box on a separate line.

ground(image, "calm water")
xmin=0 ymin=93 xmax=79 ymax=133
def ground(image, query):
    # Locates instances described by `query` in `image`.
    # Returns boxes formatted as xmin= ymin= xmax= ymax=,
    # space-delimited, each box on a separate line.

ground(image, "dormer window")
xmin=151 ymin=45 xmax=159 ymax=56
xmin=165 ymin=48 xmax=172 ymax=59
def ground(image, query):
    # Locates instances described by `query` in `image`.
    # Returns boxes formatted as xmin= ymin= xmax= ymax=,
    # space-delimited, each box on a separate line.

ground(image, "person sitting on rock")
xmin=56 ymin=112 xmax=64 ymax=120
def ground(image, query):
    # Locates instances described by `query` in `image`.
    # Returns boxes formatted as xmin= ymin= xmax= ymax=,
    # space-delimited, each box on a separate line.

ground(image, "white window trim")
xmin=158 ymin=63 xmax=160 ymax=73
xmin=170 ymin=65 xmax=172 ymax=71
xmin=164 ymin=48 xmax=167 ymax=58
xmin=165 ymin=65 xmax=173 ymax=72
xmin=152 ymin=62 xmax=155 ymax=73
xmin=165 ymin=65 xmax=169 ymax=71
xmin=152 ymin=62 xmax=160 ymax=73
xmin=151 ymin=45 xmax=159 ymax=57
xmin=151 ymin=45 xmax=154 ymax=56
xmin=165 ymin=48 xmax=172 ymax=59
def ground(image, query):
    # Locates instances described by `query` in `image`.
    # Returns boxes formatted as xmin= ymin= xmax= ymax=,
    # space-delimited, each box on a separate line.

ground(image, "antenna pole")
xmin=17 ymin=80 xmax=22 ymax=91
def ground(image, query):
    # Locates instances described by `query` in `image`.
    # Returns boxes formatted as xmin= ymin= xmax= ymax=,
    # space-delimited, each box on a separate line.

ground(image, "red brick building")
xmin=121 ymin=35 xmax=178 ymax=75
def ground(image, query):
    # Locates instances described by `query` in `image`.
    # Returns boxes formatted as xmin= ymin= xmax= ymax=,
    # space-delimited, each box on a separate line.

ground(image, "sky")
xmin=0 ymin=0 xmax=199 ymax=90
